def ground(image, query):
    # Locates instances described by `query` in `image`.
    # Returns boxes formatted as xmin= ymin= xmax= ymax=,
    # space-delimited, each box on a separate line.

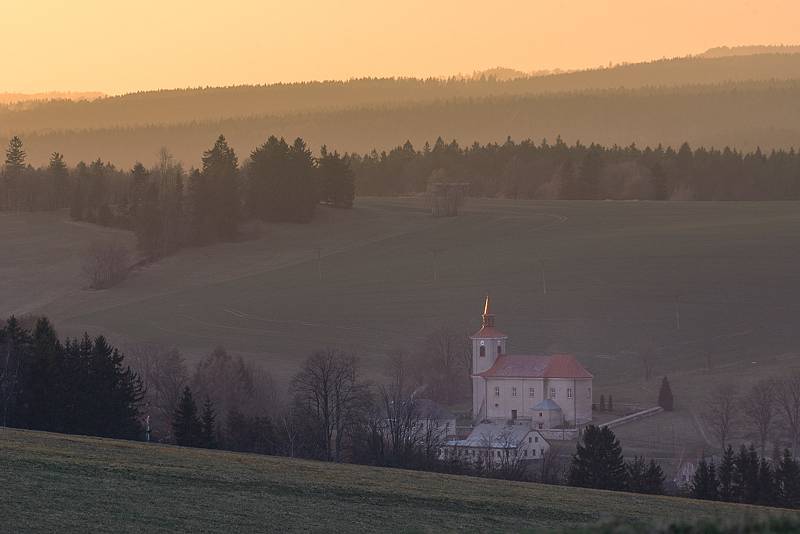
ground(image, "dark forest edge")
xmin=1 ymin=135 xmax=354 ymax=265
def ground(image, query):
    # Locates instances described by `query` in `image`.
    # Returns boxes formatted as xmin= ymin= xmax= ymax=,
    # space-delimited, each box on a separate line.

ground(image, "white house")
xmin=443 ymin=421 xmax=550 ymax=465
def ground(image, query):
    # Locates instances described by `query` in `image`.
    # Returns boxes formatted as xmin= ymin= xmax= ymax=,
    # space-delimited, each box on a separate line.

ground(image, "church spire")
xmin=481 ymin=295 xmax=495 ymax=327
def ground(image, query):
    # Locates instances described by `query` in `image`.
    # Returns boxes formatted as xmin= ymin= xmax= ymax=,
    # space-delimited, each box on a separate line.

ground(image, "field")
xmin=0 ymin=427 xmax=792 ymax=533
xmin=4 ymin=198 xmax=800 ymax=461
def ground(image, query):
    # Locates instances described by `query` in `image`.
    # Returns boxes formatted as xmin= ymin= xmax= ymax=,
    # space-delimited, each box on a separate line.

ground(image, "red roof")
xmin=470 ymin=326 xmax=508 ymax=339
xmin=477 ymin=354 xmax=593 ymax=379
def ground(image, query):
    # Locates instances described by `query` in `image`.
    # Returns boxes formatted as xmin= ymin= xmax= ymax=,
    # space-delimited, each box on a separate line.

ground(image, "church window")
xmin=587 ymin=387 xmax=592 ymax=399
xmin=479 ymin=345 xmax=486 ymax=357
xmin=497 ymin=344 xmax=502 ymax=355
xmin=532 ymin=448 xmax=536 ymax=457
xmin=567 ymin=388 xmax=573 ymax=399
xmin=512 ymin=387 xmax=518 ymax=397
xmin=535 ymin=436 xmax=539 ymax=443
xmin=550 ymin=387 xmax=556 ymax=399
xmin=528 ymin=437 xmax=532 ymax=443
xmin=540 ymin=448 xmax=545 ymax=456
xmin=494 ymin=386 xmax=500 ymax=397
xmin=529 ymin=387 xmax=535 ymax=397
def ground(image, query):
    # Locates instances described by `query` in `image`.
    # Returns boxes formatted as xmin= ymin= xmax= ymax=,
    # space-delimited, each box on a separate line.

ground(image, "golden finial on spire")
xmin=483 ymin=294 xmax=491 ymax=316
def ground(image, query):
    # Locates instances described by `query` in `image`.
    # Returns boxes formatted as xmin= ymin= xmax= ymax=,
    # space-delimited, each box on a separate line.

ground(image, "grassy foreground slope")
xmin=0 ymin=428 xmax=789 ymax=533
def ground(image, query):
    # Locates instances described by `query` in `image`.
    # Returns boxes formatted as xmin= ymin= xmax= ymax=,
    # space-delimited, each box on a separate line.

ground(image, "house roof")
xmin=476 ymin=353 xmax=593 ymax=379
xmin=470 ymin=325 xmax=508 ymax=339
xmin=447 ymin=422 xmax=544 ymax=448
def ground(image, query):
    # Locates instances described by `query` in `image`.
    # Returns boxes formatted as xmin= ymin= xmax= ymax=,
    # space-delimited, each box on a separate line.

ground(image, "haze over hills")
xmin=0 ymin=92 xmax=105 ymax=106
xmin=4 ymin=51 xmax=800 ymax=167
xmin=698 ymin=44 xmax=800 ymax=58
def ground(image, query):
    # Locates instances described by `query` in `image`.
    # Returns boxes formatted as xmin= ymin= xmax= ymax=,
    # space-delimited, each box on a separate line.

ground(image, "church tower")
xmin=470 ymin=295 xmax=508 ymax=421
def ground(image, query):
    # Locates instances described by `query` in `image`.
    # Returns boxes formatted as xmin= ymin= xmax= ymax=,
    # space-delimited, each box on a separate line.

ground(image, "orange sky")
xmin=1 ymin=0 xmax=798 ymax=94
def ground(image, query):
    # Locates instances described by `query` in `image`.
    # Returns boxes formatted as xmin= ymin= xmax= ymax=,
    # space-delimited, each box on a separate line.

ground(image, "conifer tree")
xmin=201 ymin=135 xmax=240 ymax=240
xmin=777 ymin=449 xmax=800 ymax=508
xmin=599 ymin=394 xmax=606 ymax=411
xmin=691 ymin=458 xmax=713 ymax=500
xmin=173 ymin=386 xmax=201 ymax=447
xmin=3 ymin=136 xmax=26 ymax=209
xmin=658 ymin=376 xmax=674 ymax=411
xmin=718 ymin=445 xmax=735 ymax=501
xmin=608 ymin=395 xmax=614 ymax=412
xmin=47 ymin=152 xmax=69 ymax=210
xmin=200 ymin=397 xmax=217 ymax=449
xmin=568 ymin=425 xmax=627 ymax=490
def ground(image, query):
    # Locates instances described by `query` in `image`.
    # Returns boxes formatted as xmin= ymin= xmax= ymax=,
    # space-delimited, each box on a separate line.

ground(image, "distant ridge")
xmin=699 ymin=45 xmax=800 ymax=58
xmin=0 ymin=92 xmax=105 ymax=106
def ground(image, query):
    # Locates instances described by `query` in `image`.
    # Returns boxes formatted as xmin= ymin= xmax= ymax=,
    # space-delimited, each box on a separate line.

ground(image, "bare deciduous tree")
xmin=291 ymin=348 xmax=371 ymax=462
xmin=81 ymin=240 xmax=131 ymax=289
xmin=125 ymin=344 xmax=188 ymax=439
xmin=412 ymin=326 xmax=471 ymax=404
xmin=192 ymin=347 xmax=277 ymax=422
xmin=742 ymin=378 xmax=777 ymax=454
xmin=776 ymin=372 xmax=800 ymax=457
xmin=704 ymin=384 xmax=738 ymax=450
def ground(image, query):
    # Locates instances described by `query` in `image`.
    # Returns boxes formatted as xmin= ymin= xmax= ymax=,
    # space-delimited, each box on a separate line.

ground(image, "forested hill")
xmin=6 ymin=80 xmax=800 ymax=168
xmin=3 ymin=53 xmax=800 ymax=135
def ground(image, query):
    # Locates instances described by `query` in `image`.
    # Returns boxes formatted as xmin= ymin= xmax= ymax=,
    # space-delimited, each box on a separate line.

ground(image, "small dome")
xmin=533 ymin=399 xmax=562 ymax=412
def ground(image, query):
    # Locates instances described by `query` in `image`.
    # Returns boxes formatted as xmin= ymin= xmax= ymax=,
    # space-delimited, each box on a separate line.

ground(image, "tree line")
xmin=702 ymin=374 xmax=800 ymax=458
xmin=691 ymin=445 xmax=800 ymax=508
xmin=351 ymin=136 xmax=800 ymax=201
xmin=1 ymin=135 xmax=354 ymax=260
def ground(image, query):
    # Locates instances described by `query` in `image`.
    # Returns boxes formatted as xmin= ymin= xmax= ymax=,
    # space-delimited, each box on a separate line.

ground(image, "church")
xmin=446 ymin=297 xmax=593 ymax=464
xmin=471 ymin=296 xmax=593 ymax=429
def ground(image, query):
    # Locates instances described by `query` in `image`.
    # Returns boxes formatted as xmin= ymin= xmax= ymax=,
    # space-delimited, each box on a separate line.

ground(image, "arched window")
xmin=497 ymin=344 xmax=502 ymax=355
xmin=479 ymin=345 xmax=486 ymax=357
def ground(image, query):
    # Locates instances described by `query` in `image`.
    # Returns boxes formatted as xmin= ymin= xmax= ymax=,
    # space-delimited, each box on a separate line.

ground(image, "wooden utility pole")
xmin=432 ymin=248 xmax=443 ymax=283
xmin=540 ymin=259 xmax=548 ymax=295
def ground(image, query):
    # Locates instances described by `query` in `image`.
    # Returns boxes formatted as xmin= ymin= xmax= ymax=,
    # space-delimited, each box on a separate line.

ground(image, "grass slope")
xmin=1 ymin=428 xmax=790 ymax=533
xmin=4 ymin=198 xmax=800 ymax=390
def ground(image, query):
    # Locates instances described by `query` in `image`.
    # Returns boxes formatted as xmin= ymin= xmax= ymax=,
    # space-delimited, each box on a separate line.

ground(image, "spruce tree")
xmin=200 ymin=397 xmax=217 ymax=449
xmin=599 ymin=394 xmax=606 ymax=411
xmin=691 ymin=458 xmax=712 ymax=500
xmin=47 ymin=152 xmax=69 ymax=210
xmin=608 ymin=395 xmax=614 ymax=412
xmin=568 ymin=425 xmax=627 ymax=490
xmin=718 ymin=445 xmax=735 ymax=501
xmin=3 ymin=136 xmax=26 ymax=209
xmin=201 ymin=134 xmax=240 ymax=240
xmin=658 ymin=376 xmax=674 ymax=411
xmin=777 ymin=449 xmax=800 ymax=508
xmin=173 ymin=386 xmax=201 ymax=447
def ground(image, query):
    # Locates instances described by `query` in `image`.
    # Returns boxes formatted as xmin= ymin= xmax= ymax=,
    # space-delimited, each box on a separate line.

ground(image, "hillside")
xmin=4 ymin=54 xmax=800 ymax=136
xmin=0 ymin=428 xmax=788 ymax=532
xmin=4 ymin=198 xmax=800 ymax=391
xmin=6 ymin=79 xmax=800 ymax=167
